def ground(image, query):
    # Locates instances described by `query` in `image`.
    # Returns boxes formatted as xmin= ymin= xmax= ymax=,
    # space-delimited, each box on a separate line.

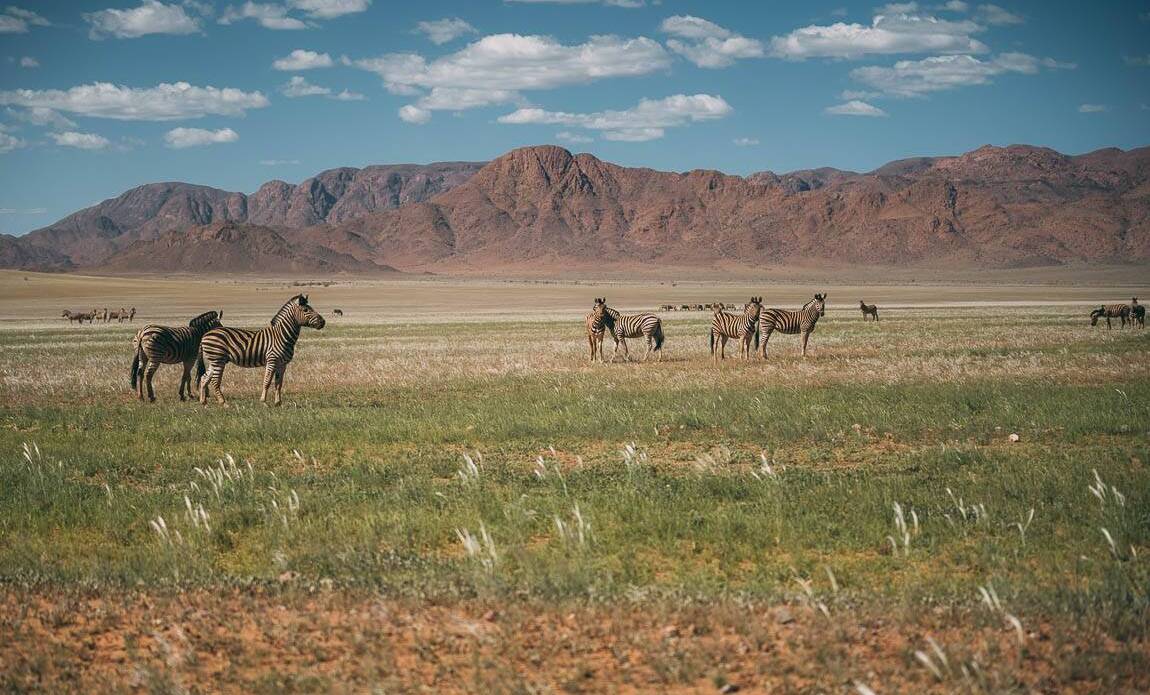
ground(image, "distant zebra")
xmin=128 ymin=307 xmax=136 ymax=322
xmin=1131 ymin=298 xmax=1145 ymax=329
xmin=680 ymin=304 xmax=690 ymax=311
xmin=1090 ymin=304 xmax=1129 ymax=329
xmin=196 ymin=294 xmax=326 ymax=406
xmin=108 ymin=307 xmax=130 ymax=323
xmin=604 ymin=304 xmax=664 ymax=362
xmin=659 ymin=304 xmax=674 ymax=312
xmin=131 ymin=310 xmax=223 ymax=402
xmin=62 ymin=309 xmax=95 ymax=324
xmin=333 ymin=308 xmax=344 ymax=317
xmin=759 ymin=293 xmax=827 ymax=359
xmin=710 ymin=297 xmax=762 ymax=361
xmin=859 ymin=300 xmax=878 ymax=321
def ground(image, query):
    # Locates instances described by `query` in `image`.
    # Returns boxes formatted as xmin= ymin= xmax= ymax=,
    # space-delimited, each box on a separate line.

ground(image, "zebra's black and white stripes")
xmin=130 ymin=310 xmax=223 ymax=402
xmin=604 ymin=305 xmax=663 ymax=362
xmin=586 ymin=297 xmax=616 ymax=362
xmin=710 ymin=297 xmax=762 ymax=361
xmin=759 ymin=293 xmax=826 ymax=358
xmin=196 ymin=294 xmax=325 ymax=406
xmin=1090 ymin=304 xmax=1130 ymax=329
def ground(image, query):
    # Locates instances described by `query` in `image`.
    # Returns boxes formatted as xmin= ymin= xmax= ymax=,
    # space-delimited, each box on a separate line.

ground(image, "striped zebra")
xmin=710 ymin=297 xmax=762 ymax=361
xmin=584 ymin=298 xmax=616 ymax=362
xmin=196 ymin=294 xmax=326 ymax=406
xmin=859 ymin=300 xmax=878 ymax=321
xmin=1090 ymin=304 xmax=1130 ymax=329
xmin=1132 ymin=298 xmax=1145 ymax=329
xmin=758 ymin=293 xmax=827 ymax=359
xmin=130 ymin=310 xmax=223 ymax=402
xmin=603 ymin=304 xmax=664 ymax=362
xmin=62 ymin=309 xmax=95 ymax=324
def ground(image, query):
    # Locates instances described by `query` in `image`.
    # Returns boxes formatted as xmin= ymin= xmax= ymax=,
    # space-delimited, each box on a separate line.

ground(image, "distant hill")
xmin=6 ymin=144 xmax=1148 ymax=273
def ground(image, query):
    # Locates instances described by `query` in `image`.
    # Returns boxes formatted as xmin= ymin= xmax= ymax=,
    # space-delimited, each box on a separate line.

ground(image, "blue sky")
xmin=0 ymin=0 xmax=1147 ymax=234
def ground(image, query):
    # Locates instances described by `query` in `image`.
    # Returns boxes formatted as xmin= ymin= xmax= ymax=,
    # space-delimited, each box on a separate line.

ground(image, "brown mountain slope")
xmin=18 ymin=162 xmax=484 ymax=267
xmin=332 ymin=144 xmax=1150 ymax=271
xmin=98 ymin=222 xmax=393 ymax=274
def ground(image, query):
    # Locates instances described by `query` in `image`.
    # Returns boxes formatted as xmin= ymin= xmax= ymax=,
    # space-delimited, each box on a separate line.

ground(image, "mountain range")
xmin=4 ymin=143 xmax=1147 ymax=274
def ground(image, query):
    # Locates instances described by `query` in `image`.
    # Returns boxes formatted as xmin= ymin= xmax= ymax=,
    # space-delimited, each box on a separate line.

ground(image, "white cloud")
xmin=976 ymin=4 xmax=1023 ymax=25
xmin=260 ymin=158 xmax=300 ymax=165
xmin=824 ymin=100 xmax=889 ymax=116
xmin=50 ymin=131 xmax=112 ymax=150
xmin=219 ymin=2 xmax=308 ymax=29
xmin=0 ymin=82 xmax=270 ymax=121
xmin=850 ymin=53 xmax=1050 ymax=97
xmin=661 ymin=15 xmax=764 ymax=68
xmin=415 ymin=17 xmax=476 ymax=45
xmin=769 ymin=11 xmax=987 ymax=59
xmin=398 ymin=105 xmax=431 ymax=124
xmin=556 ymin=131 xmax=593 ymax=143
xmin=733 ymin=136 xmax=760 ymax=146
xmin=497 ymin=93 xmax=732 ymax=142
xmin=281 ymin=75 xmax=330 ymax=97
xmin=7 ymin=106 xmax=77 ymax=130
xmin=331 ymin=89 xmax=365 ymax=101
xmin=164 ymin=127 xmax=239 ymax=148
xmin=353 ymin=33 xmax=671 ymax=120
xmin=1125 ymin=55 xmax=1150 ymax=67
xmin=0 ymin=207 xmax=47 ymax=214
xmin=273 ymin=49 xmax=333 ymax=70
xmin=84 ymin=1 xmax=201 ymax=39
xmin=505 ymin=0 xmax=644 ymax=6
xmin=0 ymin=131 xmax=26 ymax=153
xmin=0 ymin=6 xmax=49 ymax=33
xmin=289 ymin=0 xmax=370 ymax=19
xmin=19 ymin=56 xmax=38 ymax=68
xmin=1078 ymin=103 xmax=1107 ymax=113
xmin=940 ymin=1 xmax=969 ymax=11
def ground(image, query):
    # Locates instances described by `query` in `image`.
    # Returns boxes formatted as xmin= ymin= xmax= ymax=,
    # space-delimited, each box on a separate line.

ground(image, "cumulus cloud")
xmin=19 ymin=56 xmax=38 ymax=68
xmin=164 ymin=127 xmax=239 ymax=148
xmin=353 ymin=33 xmax=671 ymax=121
xmin=280 ymin=75 xmax=330 ymax=97
xmin=0 ymin=82 xmax=269 ymax=121
xmin=219 ymin=2 xmax=308 ymax=29
xmin=849 ymin=53 xmax=1059 ymax=97
xmin=289 ymin=0 xmax=370 ymax=19
xmin=505 ymin=0 xmax=644 ymax=6
xmin=661 ymin=15 xmax=764 ymax=68
xmin=273 ymin=49 xmax=333 ymax=70
xmin=0 ymin=130 xmax=26 ymax=153
xmin=1078 ymin=103 xmax=1107 ymax=113
xmin=976 ymin=4 xmax=1023 ymax=25
xmin=770 ymin=10 xmax=987 ymax=59
xmin=733 ymin=136 xmax=760 ymax=145
xmin=84 ymin=1 xmax=201 ymax=39
xmin=497 ymin=93 xmax=732 ymax=142
xmin=331 ymin=89 xmax=365 ymax=101
xmin=0 ymin=6 xmax=50 ymax=33
xmin=1125 ymin=55 xmax=1150 ymax=67
xmin=824 ymin=100 xmax=889 ymax=116
xmin=7 ymin=106 xmax=77 ymax=130
xmin=398 ymin=105 xmax=431 ymax=124
xmin=556 ymin=131 xmax=594 ymax=143
xmin=50 ymin=131 xmax=112 ymax=150
xmin=940 ymin=1 xmax=969 ymax=11
xmin=415 ymin=17 xmax=476 ymax=45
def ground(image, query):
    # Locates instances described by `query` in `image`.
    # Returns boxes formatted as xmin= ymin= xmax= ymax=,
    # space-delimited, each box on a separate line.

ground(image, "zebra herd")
xmin=130 ymin=294 xmax=325 ymax=406
xmin=62 ymin=307 xmax=136 ymax=324
xmin=1091 ymin=298 xmax=1145 ymax=329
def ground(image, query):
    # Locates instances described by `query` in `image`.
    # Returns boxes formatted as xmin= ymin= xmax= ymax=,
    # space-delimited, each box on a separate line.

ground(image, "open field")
xmin=1 ymin=271 xmax=1148 ymax=692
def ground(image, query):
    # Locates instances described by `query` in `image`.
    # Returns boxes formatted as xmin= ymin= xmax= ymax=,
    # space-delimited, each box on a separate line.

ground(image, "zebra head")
xmin=592 ymin=297 xmax=613 ymax=327
xmin=295 ymin=295 xmax=326 ymax=330
xmin=1090 ymin=306 xmax=1104 ymax=325
xmin=744 ymin=296 xmax=763 ymax=320
xmin=812 ymin=293 xmax=827 ymax=317
xmin=188 ymin=310 xmax=223 ymax=331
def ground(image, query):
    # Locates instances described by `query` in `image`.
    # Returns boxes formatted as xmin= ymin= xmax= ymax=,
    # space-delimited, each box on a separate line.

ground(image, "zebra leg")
xmin=201 ymin=363 xmax=227 ymax=405
xmin=588 ymin=333 xmax=596 ymax=362
xmin=801 ymin=332 xmax=810 ymax=357
xmin=136 ymin=355 xmax=148 ymax=401
xmin=273 ymin=366 xmax=286 ymax=406
xmin=719 ymin=335 xmax=727 ymax=360
xmin=179 ymin=359 xmax=195 ymax=401
xmin=144 ymin=361 xmax=160 ymax=402
xmin=260 ymin=362 xmax=277 ymax=405
xmin=759 ymin=330 xmax=773 ymax=359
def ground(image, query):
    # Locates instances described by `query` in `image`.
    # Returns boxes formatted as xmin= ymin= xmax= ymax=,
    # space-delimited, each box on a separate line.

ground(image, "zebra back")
xmin=760 ymin=294 xmax=826 ymax=335
xmin=605 ymin=307 xmax=660 ymax=339
xmin=137 ymin=310 xmax=223 ymax=364
xmin=711 ymin=297 xmax=761 ymax=339
xmin=200 ymin=295 xmax=325 ymax=368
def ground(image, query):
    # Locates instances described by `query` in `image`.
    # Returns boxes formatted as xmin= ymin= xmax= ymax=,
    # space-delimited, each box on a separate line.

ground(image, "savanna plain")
xmin=0 ymin=269 xmax=1148 ymax=693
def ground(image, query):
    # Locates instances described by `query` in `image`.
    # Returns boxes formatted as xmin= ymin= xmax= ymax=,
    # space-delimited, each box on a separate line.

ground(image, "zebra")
xmin=759 ymin=293 xmax=827 ymax=359
xmin=1131 ymin=298 xmax=1145 ymax=328
xmin=585 ymin=297 xmax=616 ymax=362
xmin=1090 ymin=304 xmax=1130 ymax=329
xmin=62 ymin=309 xmax=95 ymax=324
xmin=603 ymin=304 xmax=664 ymax=362
xmin=710 ymin=297 xmax=762 ymax=361
xmin=333 ymin=308 xmax=344 ymax=317
xmin=196 ymin=294 xmax=326 ymax=406
xmin=130 ymin=310 xmax=223 ymax=402
xmin=859 ymin=300 xmax=878 ymax=321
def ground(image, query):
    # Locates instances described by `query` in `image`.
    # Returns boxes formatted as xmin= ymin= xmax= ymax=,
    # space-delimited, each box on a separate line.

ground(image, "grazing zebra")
xmin=1090 ymin=304 xmax=1130 ymax=329
xmin=710 ymin=297 xmax=762 ymax=361
xmin=1131 ymin=298 xmax=1145 ymax=328
xmin=759 ymin=293 xmax=827 ymax=359
xmin=130 ymin=310 xmax=223 ymax=402
xmin=196 ymin=294 xmax=326 ymax=406
xmin=333 ymin=308 xmax=344 ymax=317
xmin=603 ymin=304 xmax=664 ymax=362
xmin=106 ymin=307 xmax=130 ymax=322
xmin=585 ymin=298 xmax=616 ymax=362
xmin=680 ymin=304 xmax=690 ymax=311
xmin=859 ymin=300 xmax=878 ymax=321
xmin=62 ymin=310 xmax=95 ymax=324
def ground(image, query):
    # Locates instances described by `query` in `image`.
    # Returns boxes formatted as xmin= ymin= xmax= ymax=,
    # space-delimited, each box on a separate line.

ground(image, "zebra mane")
xmin=270 ymin=295 xmax=307 ymax=326
xmin=188 ymin=310 xmax=219 ymax=328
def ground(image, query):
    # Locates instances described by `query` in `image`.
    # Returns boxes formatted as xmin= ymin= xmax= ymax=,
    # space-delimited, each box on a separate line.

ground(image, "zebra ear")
xmin=299 ymin=294 xmax=308 ymax=305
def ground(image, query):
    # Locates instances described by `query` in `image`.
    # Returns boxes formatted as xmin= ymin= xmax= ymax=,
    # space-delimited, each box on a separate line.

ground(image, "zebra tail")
xmin=654 ymin=324 xmax=664 ymax=351
xmin=194 ymin=351 xmax=206 ymax=389
xmin=709 ymin=328 xmax=714 ymax=352
xmin=754 ymin=325 xmax=760 ymax=351
xmin=130 ymin=351 xmax=140 ymax=389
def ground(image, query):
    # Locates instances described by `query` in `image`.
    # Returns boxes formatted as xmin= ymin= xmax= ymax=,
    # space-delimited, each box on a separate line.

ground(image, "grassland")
xmin=0 ymin=271 xmax=1148 ymax=692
